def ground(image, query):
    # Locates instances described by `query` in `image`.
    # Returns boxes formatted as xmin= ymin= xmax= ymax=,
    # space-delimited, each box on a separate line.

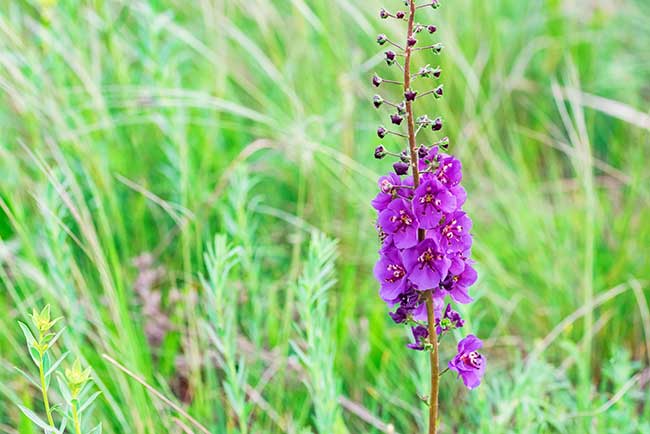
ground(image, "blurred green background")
xmin=1 ymin=0 xmax=650 ymax=433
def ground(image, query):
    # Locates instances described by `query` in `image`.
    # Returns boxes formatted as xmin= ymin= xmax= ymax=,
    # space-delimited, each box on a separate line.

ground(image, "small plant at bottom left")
xmin=15 ymin=305 xmax=101 ymax=434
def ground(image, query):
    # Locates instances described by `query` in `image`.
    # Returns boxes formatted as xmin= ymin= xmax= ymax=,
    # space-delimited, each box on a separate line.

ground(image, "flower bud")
xmin=373 ymin=95 xmax=384 ymax=108
xmin=372 ymin=74 xmax=383 ymax=87
xmin=407 ymin=36 xmax=417 ymax=47
xmin=393 ymin=161 xmax=409 ymax=175
xmin=414 ymin=24 xmax=424 ymax=33
xmin=377 ymin=34 xmax=388 ymax=45
xmin=427 ymin=25 xmax=438 ymax=34
xmin=377 ymin=126 xmax=387 ymax=138
xmin=433 ymin=67 xmax=442 ymax=79
xmin=391 ymin=113 xmax=404 ymax=125
xmin=396 ymin=11 xmax=406 ymax=19
xmin=437 ymin=136 xmax=450 ymax=150
xmin=417 ymin=114 xmax=431 ymax=127
xmin=374 ymin=145 xmax=387 ymax=159
xmin=432 ymin=43 xmax=444 ymax=55
xmin=379 ymin=8 xmax=389 ymax=19
xmin=418 ymin=145 xmax=429 ymax=159
xmin=400 ymin=150 xmax=410 ymax=163
xmin=385 ymin=50 xmax=396 ymax=65
xmin=404 ymin=89 xmax=417 ymax=102
xmin=431 ymin=0 xmax=441 ymax=9
xmin=432 ymin=117 xmax=443 ymax=131
xmin=397 ymin=102 xmax=406 ymax=115
xmin=434 ymin=85 xmax=444 ymax=99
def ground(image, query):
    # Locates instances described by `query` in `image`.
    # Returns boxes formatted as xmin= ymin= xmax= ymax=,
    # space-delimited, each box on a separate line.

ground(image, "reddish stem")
xmin=403 ymin=2 xmax=439 ymax=433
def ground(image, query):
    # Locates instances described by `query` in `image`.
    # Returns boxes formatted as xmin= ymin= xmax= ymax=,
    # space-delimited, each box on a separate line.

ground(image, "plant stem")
xmin=72 ymin=401 xmax=82 ymax=434
xmin=403 ymin=2 xmax=439 ymax=433
xmin=38 ymin=353 xmax=55 ymax=428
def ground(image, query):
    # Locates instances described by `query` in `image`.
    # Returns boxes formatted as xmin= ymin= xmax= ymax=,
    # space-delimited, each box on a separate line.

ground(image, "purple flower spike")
xmin=374 ymin=248 xmax=409 ymax=302
xmin=413 ymin=179 xmax=457 ymax=229
xmin=378 ymin=198 xmax=419 ymax=249
xmin=407 ymin=326 xmax=429 ymax=351
xmin=449 ymin=335 xmax=486 ymax=389
xmin=403 ymin=238 xmax=451 ymax=289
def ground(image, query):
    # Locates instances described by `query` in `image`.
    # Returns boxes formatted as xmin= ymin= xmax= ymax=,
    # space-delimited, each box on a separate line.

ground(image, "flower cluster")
xmin=371 ymin=0 xmax=485 ymax=390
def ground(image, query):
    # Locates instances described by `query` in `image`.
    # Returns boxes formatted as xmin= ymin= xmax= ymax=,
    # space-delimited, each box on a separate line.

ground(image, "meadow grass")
xmin=1 ymin=0 xmax=650 ymax=432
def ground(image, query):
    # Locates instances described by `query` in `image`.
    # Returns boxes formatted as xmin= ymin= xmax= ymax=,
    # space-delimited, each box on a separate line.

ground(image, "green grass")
xmin=1 ymin=0 xmax=650 ymax=432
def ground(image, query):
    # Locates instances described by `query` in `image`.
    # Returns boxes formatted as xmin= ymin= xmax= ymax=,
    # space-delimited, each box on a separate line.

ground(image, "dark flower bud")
xmin=373 ymin=95 xmax=384 ymax=108
xmin=391 ymin=113 xmax=404 ymax=125
xmin=372 ymin=74 xmax=383 ymax=87
xmin=396 ymin=11 xmax=406 ymax=19
xmin=414 ymin=24 xmax=424 ymax=33
xmin=433 ymin=67 xmax=442 ymax=79
xmin=431 ymin=0 xmax=441 ymax=9
xmin=376 ymin=34 xmax=388 ymax=45
xmin=377 ymin=126 xmax=387 ymax=138
xmin=400 ymin=150 xmax=410 ymax=163
xmin=437 ymin=136 xmax=450 ymax=150
xmin=397 ymin=102 xmax=406 ymax=115
xmin=427 ymin=25 xmax=438 ymax=34
xmin=404 ymin=89 xmax=417 ymax=102
xmin=432 ymin=43 xmax=444 ymax=55
xmin=379 ymin=8 xmax=389 ymax=19
xmin=407 ymin=36 xmax=417 ymax=47
xmin=385 ymin=50 xmax=396 ymax=65
xmin=374 ymin=145 xmax=387 ymax=159
xmin=434 ymin=85 xmax=444 ymax=98
xmin=393 ymin=161 xmax=409 ymax=175
xmin=418 ymin=145 xmax=429 ymax=159
xmin=432 ymin=117 xmax=443 ymax=131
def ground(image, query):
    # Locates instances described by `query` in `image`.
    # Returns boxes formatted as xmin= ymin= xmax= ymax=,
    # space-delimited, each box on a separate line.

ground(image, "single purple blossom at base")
xmin=449 ymin=335 xmax=486 ymax=389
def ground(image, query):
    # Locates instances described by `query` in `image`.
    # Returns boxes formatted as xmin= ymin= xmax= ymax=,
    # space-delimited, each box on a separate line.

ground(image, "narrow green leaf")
xmin=17 ymin=404 xmax=58 ymax=432
xmin=45 ymin=351 xmax=69 ymax=377
xmin=13 ymin=366 xmax=40 ymax=389
xmin=78 ymin=391 xmax=102 ymax=413
xmin=18 ymin=321 xmax=40 ymax=366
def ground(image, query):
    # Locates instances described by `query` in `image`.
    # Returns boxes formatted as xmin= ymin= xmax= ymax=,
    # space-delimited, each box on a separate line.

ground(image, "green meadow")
xmin=1 ymin=0 xmax=649 ymax=432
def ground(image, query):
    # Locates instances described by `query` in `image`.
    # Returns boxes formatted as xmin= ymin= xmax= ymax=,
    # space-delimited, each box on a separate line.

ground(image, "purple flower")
xmin=407 ymin=326 xmax=429 ymax=351
xmin=374 ymin=248 xmax=408 ymax=302
xmin=403 ymin=238 xmax=450 ymax=289
xmin=437 ymin=211 xmax=472 ymax=252
xmin=438 ymin=263 xmax=477 ymax=304
xmin=378 ymin=199 xmax=419 ymax=249
xmin=436 ymin=156 xmax=462 ymax=187
xmin=435 ymin=303 xmax=464 ymax=334
xmin=449 ymin=335 xmax=486 ymax=389
xmin=413 ymin=179 xmax=457 ymax=229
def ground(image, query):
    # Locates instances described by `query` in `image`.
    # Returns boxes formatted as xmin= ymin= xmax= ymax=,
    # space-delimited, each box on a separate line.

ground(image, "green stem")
xmin=72 ymin=400 xmax=82 ymax=434
xmin=38 ymin=353 xmax=55 ymax=428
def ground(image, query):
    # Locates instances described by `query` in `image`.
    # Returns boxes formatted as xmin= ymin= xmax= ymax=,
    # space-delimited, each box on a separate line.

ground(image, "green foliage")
xmin=0 ymin=0 xmax=649 ymax=433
